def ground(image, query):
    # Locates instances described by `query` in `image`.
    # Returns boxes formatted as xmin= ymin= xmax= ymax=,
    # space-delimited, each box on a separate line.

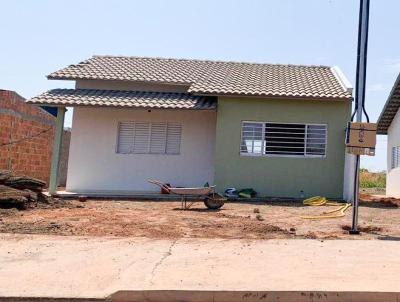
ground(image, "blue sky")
xmin=1 ymin=0 xmax=399 ymax=171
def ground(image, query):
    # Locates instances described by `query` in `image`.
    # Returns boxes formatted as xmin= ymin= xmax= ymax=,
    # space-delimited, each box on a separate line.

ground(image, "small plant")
xmin=359 ymin=169 xmax=386 ymax=188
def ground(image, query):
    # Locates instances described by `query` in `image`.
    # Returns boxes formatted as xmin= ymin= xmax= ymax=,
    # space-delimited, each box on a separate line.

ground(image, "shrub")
xmin=359 ymin=169 xmax=386 ymax=188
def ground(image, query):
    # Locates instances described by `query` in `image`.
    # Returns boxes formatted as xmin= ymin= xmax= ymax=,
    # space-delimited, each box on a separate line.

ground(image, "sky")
xmin=1 ymin=0 xmax=399 ymax=172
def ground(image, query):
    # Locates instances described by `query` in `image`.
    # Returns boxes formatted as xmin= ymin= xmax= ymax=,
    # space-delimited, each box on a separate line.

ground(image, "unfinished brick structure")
xmin=0 ymin=90 xmax=55 ymax=184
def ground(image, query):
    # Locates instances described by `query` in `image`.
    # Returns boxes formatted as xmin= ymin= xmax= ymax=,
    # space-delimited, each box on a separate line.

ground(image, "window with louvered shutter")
xmin=166 ymin=123 xmax=182 ymax=154
xmin=133 ymin=122 xmax=150 ymax=153
xmin=117 ymin=122 xmax=135 ymax=154
xmin=117 ymin=121 xmax=182 ymax=155
xmin=150 ymin=122 xmax=167 ymax=154
xmin=392 ymin=146 xmax=400 ymax=169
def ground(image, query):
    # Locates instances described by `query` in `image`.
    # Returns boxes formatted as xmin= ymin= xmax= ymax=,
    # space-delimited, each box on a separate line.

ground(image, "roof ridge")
xmin=91 ymin=55 xmax=331 ymax=69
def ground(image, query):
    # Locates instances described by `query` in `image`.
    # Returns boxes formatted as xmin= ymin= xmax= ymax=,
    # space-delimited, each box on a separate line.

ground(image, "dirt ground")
xmin=0 ymin=196 xmax=399 ymax=240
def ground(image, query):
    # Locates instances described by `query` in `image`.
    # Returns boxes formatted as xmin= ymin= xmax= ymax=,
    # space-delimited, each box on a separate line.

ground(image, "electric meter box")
xmin=345 ymin=122 xmax=377 ymax=156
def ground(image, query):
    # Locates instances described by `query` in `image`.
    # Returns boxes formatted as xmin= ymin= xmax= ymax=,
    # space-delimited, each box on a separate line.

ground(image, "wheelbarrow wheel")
xmin=204 ymin=196 xmax=224 ymax=210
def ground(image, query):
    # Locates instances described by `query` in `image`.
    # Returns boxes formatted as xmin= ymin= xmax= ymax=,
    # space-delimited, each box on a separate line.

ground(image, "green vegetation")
xmin=359 ymin=169 xmax=386 ymax=188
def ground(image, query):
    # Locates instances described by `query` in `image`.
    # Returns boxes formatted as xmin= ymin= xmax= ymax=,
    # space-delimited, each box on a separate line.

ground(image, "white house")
xmin=377 ymin=73 xmax=400 ymax=198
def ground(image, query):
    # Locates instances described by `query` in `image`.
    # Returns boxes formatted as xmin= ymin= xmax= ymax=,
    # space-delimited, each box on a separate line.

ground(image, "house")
xmin=27 ymin=56 xmax=354 ymax=199
xmin=377 ymin=73 xmax=400 ymax=198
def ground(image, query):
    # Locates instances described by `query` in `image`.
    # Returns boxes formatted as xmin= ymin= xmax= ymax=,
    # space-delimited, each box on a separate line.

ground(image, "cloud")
xmin=367 ymin=83 xmax=387 ymax=92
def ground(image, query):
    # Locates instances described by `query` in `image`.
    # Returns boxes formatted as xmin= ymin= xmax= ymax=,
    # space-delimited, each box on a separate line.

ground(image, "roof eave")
xmin=376 ymin=72 xmax=400 ymax=135
xmin=191 ymin=91 xmax=353 ymax=102
xmin=331 ymin=66 xmax=353 ymax=94
xmin=26 ymin=102 xmax=217 ymax=111
xmin=26 ymin=89 xmax=217 ymax=111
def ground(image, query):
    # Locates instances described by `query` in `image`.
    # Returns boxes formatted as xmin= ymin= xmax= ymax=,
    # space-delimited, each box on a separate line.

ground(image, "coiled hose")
xmin=301 ymin=196 xmax=351 ymax=219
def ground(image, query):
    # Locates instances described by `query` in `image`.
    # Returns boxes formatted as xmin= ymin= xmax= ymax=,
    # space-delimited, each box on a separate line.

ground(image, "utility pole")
xmin=350 ymin=0 xmax=371 ymax=234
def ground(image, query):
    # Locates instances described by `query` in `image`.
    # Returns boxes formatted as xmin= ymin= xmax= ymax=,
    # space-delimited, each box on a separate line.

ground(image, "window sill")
xmin=239 ymin=153 xmax=326 ymax=159
xmin=116 ymin=153 xmax=181 ymax=156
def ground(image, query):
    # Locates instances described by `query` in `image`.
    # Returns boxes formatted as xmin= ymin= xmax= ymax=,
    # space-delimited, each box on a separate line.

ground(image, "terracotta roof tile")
xmin=27 ymin=89 xmax=217 ymax=110
xmin=47 ymin=56 xmax=352 ymax=100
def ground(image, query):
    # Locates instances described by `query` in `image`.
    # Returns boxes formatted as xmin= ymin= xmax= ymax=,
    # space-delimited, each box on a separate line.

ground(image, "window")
xmin=241 ymin=122 xmax=327 ymax=157
xmin=392 ymin=146 xmax=400 ymax=169
xmin=117 ymin=121 xmax=182 ymax=154
xmin=240 ymin=122 xmax=264 ymax=154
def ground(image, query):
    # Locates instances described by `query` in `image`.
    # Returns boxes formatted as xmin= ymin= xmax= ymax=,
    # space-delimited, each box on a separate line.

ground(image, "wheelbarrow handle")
xmin=148 ymin=179 xmax=171 ymax=193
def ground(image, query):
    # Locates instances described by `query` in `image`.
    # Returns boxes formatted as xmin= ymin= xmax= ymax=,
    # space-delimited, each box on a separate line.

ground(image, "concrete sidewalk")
xmin=0 ymin=234 xmax=399 ymax=301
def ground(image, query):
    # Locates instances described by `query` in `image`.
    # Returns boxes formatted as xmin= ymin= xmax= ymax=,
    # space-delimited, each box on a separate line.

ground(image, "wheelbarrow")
xmin=148 ymin=179 xmax=225 ymax=210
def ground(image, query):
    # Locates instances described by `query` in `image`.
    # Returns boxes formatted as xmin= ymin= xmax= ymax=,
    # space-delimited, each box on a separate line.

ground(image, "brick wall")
xmin=0 ymin=90 xmax=55 ymax=184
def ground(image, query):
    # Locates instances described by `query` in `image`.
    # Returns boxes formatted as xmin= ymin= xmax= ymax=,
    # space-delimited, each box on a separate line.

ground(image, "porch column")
xmin=49 ymin=107 xmax=65 ymax=195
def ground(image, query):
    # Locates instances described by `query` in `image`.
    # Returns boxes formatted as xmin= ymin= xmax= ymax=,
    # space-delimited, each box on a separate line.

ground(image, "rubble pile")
xmin=0 ymin=170 xmax=49 ymax=209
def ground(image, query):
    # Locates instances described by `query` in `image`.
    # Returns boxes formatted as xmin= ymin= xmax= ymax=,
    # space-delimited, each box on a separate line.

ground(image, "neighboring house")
xmin=28 ymin=56 xmax=354 ymax=199
xmin=377 ymin=73 xmax=400 ymax=198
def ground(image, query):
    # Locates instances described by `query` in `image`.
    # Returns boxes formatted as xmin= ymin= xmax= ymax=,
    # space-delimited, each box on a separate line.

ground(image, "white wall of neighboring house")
xmin=66 ymin=107 xmax=216 ymax=193
xmin=343 ymin=153 xmax=356 ymax=202
xmin=332 ymin=66 xmax=355 ymax=202
xmin=387 ymin=111 xmax=400 ymax=198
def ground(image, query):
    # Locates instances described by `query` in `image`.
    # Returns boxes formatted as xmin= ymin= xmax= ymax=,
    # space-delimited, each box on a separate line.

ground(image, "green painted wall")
xmin=215 ymin=97 xmax=352 ymax=199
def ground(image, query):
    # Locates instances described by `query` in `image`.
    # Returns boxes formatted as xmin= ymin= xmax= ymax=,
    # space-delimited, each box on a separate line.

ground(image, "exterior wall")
xmin=343 ymin=153 xmax=356 ymax=202
xmin=76 ymin=80 xmax=190 ymax=93
xmin=0 ymin=90 xmax=55 ymax=183
xmin=66 ymin=107 xmax=216 ymax=193
xmin=387 ymin=111 xmax=400 ymax=197
xmin=215 ymin=97 xmax=352 ymax=199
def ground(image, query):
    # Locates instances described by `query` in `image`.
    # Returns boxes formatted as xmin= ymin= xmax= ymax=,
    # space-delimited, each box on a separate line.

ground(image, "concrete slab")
xmin=44 ymin=190 xmax=184 ymax=200
xmin=0 ymin=234 xmax=399 ymax=301
xmin=46 ymin=191 xmax=345 ymax=203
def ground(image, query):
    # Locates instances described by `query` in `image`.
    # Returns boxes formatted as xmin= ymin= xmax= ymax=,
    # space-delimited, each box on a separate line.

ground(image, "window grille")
xmin=241 ymin=122 xmax=327 ymax=157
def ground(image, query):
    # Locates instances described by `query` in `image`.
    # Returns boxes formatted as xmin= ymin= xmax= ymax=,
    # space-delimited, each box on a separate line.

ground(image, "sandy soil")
xmin=0 ymin=198 xmax=399 ymax=240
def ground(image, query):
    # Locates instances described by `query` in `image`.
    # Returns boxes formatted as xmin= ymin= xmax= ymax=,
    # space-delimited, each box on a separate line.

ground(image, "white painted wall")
xmin=343 ymin=153 xmax=356 ymax=202
xmin=66 ymin=107 xmax=216 ymax=193
xmin=387 ymin=111 xmax=400 ymax=198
